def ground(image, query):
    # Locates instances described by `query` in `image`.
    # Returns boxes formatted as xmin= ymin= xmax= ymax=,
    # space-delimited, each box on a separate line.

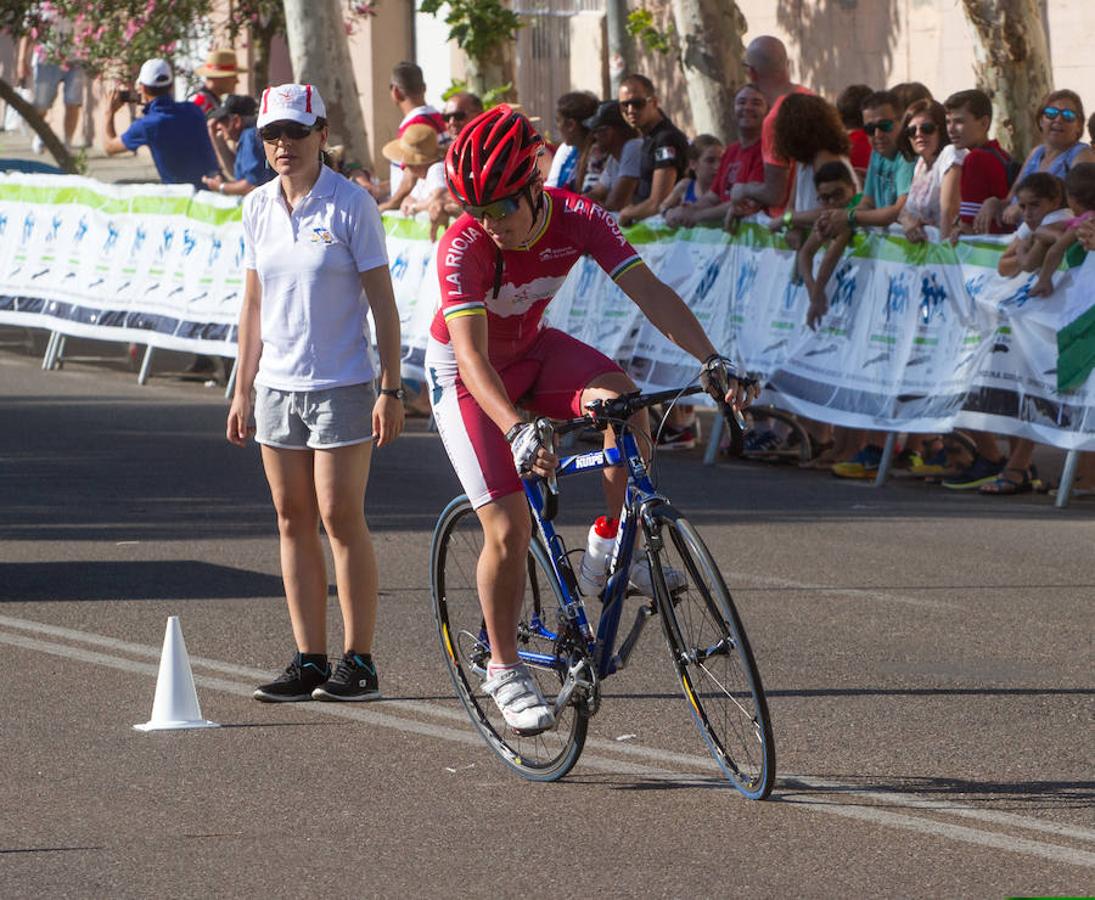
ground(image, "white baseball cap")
xmin=257 ymin=83 xmax=327 ymax=129
xmin=138 ymin=58 xmax=173 ymax=88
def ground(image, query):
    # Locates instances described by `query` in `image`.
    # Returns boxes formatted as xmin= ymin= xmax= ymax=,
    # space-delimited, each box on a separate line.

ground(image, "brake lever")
xmin=535 ymin=417 xmax=558 ymax=496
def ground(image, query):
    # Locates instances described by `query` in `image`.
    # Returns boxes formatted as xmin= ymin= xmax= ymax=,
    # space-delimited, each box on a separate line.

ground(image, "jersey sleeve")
xmin=578 ymin=200 xmax=644 ymax=282
xmin=435 ymin=218 xmax=493 ymax=324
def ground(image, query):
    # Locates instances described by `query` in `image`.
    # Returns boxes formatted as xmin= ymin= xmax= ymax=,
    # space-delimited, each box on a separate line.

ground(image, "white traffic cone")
xmin=134 ymin=616 xmax=219 ymax=731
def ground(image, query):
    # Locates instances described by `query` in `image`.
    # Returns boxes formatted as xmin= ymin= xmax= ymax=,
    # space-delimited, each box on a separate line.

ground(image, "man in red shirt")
xmin=663 ymin=84 xmax=768 ymax=229
xmin=945 ymin=89 xmax=1013 ymax=236
xmin=381 ymin=61 xmax=445 ymax=212
xmin=729 ymin=35 xmax=812 ymax=217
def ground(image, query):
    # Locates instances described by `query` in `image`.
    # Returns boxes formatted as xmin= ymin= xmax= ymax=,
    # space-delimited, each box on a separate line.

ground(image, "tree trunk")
xmin=0 ymin=77 xmax=77 ymax=174
xmin=961 ymin=0 xmax=1053 ymax=160
xmin=282 ymin=0 xmax=372 ymax=168
xmin=464 ymin=43 xmax=515 ymax=103
xmin=668 ymin=0 xmax=748 ymax=143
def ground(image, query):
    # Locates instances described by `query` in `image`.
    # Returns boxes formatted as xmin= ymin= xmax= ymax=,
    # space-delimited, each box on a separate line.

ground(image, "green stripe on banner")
xmin=382 ymin=216 xmax=433 ymax=241
xmin=1057 ymin=302 xmax=1095 ymax=392
xmin=0 ymin=182 xmax=242 ymax=223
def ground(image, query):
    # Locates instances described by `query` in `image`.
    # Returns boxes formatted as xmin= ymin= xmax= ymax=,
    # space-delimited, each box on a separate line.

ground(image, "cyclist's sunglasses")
xmin=259 ymin=122 xmax=319 ymax=142
xmin=905 ymin=122 xmax=938 ymax=138
xmin=1043 ymin=106 xmax=1078 ymax=123
xmin=863 ymin=119 xmax=895 ymax=135
xmin=463 ymin=194 xmax=522 ymax=221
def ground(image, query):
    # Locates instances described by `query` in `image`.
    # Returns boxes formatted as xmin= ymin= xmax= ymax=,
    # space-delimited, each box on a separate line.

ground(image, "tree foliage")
xmin=419 ymin=0 xmax=522 ymax=64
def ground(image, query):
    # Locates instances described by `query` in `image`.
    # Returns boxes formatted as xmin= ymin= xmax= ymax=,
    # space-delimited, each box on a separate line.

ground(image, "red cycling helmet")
xmin=445 ymin=104 xmax=543 ymax=207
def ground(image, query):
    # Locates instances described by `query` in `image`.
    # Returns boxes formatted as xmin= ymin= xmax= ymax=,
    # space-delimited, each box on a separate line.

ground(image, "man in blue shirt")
xmin=201 ymin=94 xmax=274 ymax=196
xmin=102 ymin=58 xmax=219 ymax=189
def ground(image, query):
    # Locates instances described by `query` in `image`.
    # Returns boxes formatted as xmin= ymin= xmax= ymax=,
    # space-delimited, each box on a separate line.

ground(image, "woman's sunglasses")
xmin=905 ymin=122 xmax=938 ymax=138
xmin=863 ymin=119 xmax=894 ymax=135
xmin=259 ymin=122 xmax=318 ymax=143
xmin=464 ymin=195 xmax=522 ymax=221
xmin=1043 ymin=106 xmax=1079 ymax=123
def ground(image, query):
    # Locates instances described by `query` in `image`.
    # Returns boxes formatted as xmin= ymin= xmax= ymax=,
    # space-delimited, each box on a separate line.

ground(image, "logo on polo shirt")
xmin=310 ymin=227 xmax=335 ymax=244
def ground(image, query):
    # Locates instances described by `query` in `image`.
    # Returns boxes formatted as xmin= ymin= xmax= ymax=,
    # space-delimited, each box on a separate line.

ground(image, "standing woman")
xmin=227 ymin=84 xmax=404 ymax=702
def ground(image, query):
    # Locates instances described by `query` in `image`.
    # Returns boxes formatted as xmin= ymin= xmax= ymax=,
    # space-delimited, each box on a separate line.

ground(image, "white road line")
xmin=733 ymin=571 xmax=961 ymax=611
xmin=2 ymin=614 xmax=1093 ymax=868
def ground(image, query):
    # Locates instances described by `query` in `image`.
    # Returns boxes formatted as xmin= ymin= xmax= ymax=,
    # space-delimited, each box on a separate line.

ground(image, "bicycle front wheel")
xmin=429 ymin=495 xmax=588 ymax=782
xmin=649 ymin=509 xmax=776 ymax=799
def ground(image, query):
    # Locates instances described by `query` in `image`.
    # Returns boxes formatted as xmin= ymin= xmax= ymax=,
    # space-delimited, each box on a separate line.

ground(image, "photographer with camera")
xmin=102 ymin=58 xmax=219 ymax=189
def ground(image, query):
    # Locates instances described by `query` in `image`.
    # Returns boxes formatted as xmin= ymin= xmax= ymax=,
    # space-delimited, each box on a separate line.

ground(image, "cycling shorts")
xmin=425 ymin=328 xmax=622 ymax=509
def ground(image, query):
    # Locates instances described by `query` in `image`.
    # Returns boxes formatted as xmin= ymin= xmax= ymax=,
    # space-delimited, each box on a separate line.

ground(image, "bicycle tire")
xmin=648 ymin=508 xmax=776 ymax=799
xmin=430 ymin=495 xmax=589 ymax=782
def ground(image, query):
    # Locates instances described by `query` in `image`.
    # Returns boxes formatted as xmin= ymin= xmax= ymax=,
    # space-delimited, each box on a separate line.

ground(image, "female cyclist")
xmin=424 ymin=105 xmax=753 ymax=734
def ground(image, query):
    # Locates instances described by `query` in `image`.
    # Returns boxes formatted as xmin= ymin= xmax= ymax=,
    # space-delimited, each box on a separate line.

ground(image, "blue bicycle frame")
xmin=518 ymin=424 xmax=664 ymax=682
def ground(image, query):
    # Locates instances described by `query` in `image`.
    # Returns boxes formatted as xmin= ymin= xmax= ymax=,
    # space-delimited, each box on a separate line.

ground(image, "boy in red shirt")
xmin=944 ymin=89 xmax=1013 ymax=236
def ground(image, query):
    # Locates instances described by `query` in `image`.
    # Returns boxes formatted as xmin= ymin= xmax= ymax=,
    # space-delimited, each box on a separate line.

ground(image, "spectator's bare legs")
xmin=314 ymin=443 xmax=378 ymax=653
xmin=262 ymin=447 xmax=327 ymax=653
xmin=63 ymin=102 xmax=81 ymax=146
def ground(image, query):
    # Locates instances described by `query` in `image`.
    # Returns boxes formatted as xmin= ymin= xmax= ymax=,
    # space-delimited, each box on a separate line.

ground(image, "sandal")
xmin=978 ymin=466 xmax=1036 ymax=495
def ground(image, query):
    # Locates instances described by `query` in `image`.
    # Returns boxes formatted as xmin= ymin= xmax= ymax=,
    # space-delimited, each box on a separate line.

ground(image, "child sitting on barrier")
xmin=997 ymin=172 xmax=1068 ymax=278
xmin=1029 ymin=162 xmax=1095 ymax=297
xmin=659 ymin=134 xmax=724 ymax=214
xmin=798 ymin=162 xmax=861 ymax=330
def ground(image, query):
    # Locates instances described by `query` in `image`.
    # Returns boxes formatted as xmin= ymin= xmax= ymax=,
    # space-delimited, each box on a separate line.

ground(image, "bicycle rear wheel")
xmin=648 ymin=508 xmax=776 ymax=799
xmin=429 ymin=495 xmax=588 ymax=782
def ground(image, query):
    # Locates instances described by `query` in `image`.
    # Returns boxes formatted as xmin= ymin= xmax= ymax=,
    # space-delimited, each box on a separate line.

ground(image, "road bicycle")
xmin=429 ymin=384 xmax=776 ymax=799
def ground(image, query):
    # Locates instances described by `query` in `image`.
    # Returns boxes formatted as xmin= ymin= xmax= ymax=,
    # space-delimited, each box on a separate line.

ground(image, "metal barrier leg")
xmin=703 ymin=412 xmax=724 ymax=466
xmin=427 ymin=414 xmax=437 ymax=433
xmin=224 ymin=357 xmax=238 ymax=400
xmin=137 ymin=345 xmax=154 ymax=385
xmin=1055 ymin=449 xmax=1079 ymax=509
xmin=55 ymin=335 xmax=66 ymax=367
xmin=41 ymin=331 xmax=59 ymax=370
xmin=872 ymin=432 xmax=898 ymax=487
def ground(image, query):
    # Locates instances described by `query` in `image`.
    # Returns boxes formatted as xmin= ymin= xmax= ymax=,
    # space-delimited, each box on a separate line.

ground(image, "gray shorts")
xmin=255 ymin=383 xmax=375 ymax=450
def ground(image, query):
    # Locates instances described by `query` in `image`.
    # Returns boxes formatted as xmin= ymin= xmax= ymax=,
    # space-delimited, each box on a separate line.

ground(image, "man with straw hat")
xmin=190 ymin=49 xmax=247 ymax=119
xmin=378 ymin=123 xmax=446 ymax=217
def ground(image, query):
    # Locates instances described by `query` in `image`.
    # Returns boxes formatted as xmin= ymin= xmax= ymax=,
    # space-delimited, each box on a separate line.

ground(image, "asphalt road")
xmin=1 ymin=340 xmax=1092 ymax=898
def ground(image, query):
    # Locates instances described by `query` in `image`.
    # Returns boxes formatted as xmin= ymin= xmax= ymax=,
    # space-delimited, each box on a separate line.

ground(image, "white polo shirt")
xmin=242 ymin=165 xmax=389 ymax=392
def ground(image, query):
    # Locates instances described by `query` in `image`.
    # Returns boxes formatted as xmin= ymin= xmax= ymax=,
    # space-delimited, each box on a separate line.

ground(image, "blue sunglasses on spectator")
xmin=1043 ymin=106 xmax=1078 ymax=123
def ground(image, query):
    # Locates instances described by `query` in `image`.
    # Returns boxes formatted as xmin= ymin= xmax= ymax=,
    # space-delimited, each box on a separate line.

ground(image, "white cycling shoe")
xmin=482 ymin=663 xmax=555 ymax=735
xmin=628 ymin=557 xmax=687 ymax=596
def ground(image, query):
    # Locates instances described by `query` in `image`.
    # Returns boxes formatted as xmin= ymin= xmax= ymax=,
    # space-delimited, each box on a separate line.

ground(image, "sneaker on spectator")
xmin=893 ymin=448 xmax=924 ymax=470
xmin=253 ymin=653 xmax=330 ymax=702
xmin=909 ymin=447 xmax=949 ymax=477
xmin=657 ymin=423 xmax=696 ymax=451
xmin=482 ymin=663 xmax=555 ymax=734
xmin=312 ymin=651 xmax=381 ymax=702
xmin=941 ymin=455 xmax=1004 ymax=490
xmin=831 ymin=444 xmax=883 ymax=479
xmin=744 ymin=429 xmax=782 ymax=456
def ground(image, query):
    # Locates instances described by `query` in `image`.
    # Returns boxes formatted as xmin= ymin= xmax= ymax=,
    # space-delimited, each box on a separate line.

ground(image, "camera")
xmin=118 ymin=89 xmax=138 ymax=104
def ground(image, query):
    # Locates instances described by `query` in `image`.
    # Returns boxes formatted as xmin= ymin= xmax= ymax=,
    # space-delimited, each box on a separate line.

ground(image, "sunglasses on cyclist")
xmin=1043 ymin=106 xmax=1079 ymax=123
xmin=464 ymin=195 xmax=522 ymax=221
xmin=442 ymin=111 xmax=467 ymax=123
xmin=905 ymin=122 xmax=937 ymax=138
xmin=863 ymin=119 xmax=895 ymax=135
xmin=619 ymin=97 xmax=650 ymax=111
xmin=259 ymin=122 xmax=318 ymax=143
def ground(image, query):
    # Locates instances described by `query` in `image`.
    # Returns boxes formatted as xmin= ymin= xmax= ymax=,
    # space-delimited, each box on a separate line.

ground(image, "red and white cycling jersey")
xmin=430 ymin=187 xmax=644 ymax=367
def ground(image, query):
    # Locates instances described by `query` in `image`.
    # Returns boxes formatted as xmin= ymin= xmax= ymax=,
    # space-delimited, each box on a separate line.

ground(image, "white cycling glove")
xmin=506 ymin=422 xmax=546 ymax=475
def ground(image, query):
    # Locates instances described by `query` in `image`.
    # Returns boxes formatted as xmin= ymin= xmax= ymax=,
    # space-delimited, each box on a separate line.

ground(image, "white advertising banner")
xmin=2 ymin=173 xmax=1094 ymax=450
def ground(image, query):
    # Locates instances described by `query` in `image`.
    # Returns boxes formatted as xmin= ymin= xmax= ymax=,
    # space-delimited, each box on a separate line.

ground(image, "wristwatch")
xmin=378 ymin=387 xmax=405 ymax=400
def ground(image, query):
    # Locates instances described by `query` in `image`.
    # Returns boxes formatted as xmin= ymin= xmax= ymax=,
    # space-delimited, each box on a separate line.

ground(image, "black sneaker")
xmin=253 ymin=653 xmax=330 ymax=702
xmin=312 ymin=651 xmax=381 ymax=702
xmin=941 ymin=454 xmax=1004 ymax=490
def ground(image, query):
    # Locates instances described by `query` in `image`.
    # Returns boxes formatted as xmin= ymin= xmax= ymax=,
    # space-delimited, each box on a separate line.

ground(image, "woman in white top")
xmin=897 ymin=99 xmax=963 ymax=242
xmin=226 ymin=84 xmax=404 ymax=703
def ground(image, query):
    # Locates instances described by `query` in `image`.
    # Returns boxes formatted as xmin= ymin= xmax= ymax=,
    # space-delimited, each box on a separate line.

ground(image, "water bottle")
xmin=576 ymin=516 xmax=618 ymax=597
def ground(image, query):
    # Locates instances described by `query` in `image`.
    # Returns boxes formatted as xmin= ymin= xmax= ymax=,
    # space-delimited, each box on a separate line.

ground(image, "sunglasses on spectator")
xmin=259 ymin=122 xmax=318 ymax=142
xmin=817 ymin=189 xmax=848 ymax=204
xmin=863 ymin=119 xmax=895 ymax=135
xmin=904 ymin=122 xmax=937 ymax=138
xmin=1043 ymin=106 xmax=1078 ymax=122
xmin=443 ymin=111 xmax=467 ymax=122
xmin=620 ymin=98 xmax=650 ymax=111
xmin=464 ymin=195 xmax=522 ymax=221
